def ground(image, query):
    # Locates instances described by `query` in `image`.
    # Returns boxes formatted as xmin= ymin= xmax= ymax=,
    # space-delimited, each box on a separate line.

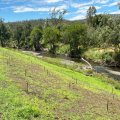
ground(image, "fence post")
xmin=26 ymin=81 xmax=29 ymax=93
xmin=107 ymin=100 xmax=109 ymax=112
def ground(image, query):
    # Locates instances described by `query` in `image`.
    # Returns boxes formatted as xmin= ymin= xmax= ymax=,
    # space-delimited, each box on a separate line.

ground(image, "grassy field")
xmin=0 ymin=47 xmax=120 ymax=120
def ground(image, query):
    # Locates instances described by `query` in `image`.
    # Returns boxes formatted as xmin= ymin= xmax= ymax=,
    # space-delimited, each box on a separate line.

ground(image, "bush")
xmin=102 ymin=52 xmax=113 ymax=63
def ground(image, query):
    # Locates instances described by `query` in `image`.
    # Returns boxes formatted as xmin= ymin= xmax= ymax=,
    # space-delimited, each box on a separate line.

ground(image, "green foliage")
xmin=43 ymin=26 xmax=60 ymax=54
xmin=114 ymin=52 xmax=120 ymax=65
xmin=0 ymin=19 xmax=10 ymax=47
xmin=62 ymin=23 xmax=87 ymax=57
xmin=57 ymin=44 xmax=70 ymax=54
xmin=12 ymin=24 xmax=24 ymax=48
xmin=30 ymin=27 xmax=42 ymax=51
xmin=102 ymin=52 xmax=113 ymax=63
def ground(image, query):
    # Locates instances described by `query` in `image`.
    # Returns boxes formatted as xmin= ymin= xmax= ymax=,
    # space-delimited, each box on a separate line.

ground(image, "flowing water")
xmin=93 ymin=66 xmax=120 ymax=80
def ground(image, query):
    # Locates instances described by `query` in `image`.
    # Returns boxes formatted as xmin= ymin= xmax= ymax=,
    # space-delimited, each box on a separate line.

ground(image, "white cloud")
xmin=13 ymin=4 xmax=68 ymax=13
xmin=103 ymin=1 xmax=119 ymax=7
xmin=71 ymin=2 xmax=93 ymax=8
xmin=71 ymin=0 xmax=110 ymax=8
xmin=76 ymin=6 xmax=101 ymax=14
xmin=45 ymin=0 xmax=63 ymax=3
xmin=94 ymin=0 xmax=110 ymax=4
xmin=13 ymin=6 xmax=50 ymax=13
xmin=108 ymin=1 xmax=118 ymax=6
xmin=69 ymin=14 xmax=86 ymax=21
xmin=110 ymin=10 xmax=120 ymax=14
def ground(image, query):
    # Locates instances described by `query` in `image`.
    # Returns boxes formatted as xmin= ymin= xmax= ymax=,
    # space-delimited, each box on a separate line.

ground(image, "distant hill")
xmin=6 ymin=18 xmax=85 ymax=28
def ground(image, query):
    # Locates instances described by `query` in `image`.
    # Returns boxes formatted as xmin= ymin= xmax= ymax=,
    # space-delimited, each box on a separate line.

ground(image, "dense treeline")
xmin=0 ymin=7 xmax=120 ymax=65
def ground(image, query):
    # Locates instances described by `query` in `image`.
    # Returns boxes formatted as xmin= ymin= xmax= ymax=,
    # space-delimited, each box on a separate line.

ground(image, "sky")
xmin=0 ymin=0 xmax=119 ymax=22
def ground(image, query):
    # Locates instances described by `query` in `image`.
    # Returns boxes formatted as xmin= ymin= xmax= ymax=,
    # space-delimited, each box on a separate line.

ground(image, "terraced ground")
xmin=0 ymin=47 xmax=120 ymax=120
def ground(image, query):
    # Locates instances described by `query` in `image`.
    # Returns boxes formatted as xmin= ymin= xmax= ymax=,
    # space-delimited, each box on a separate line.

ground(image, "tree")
xmin=62 ymin=23 xmax=87 ymax=57
xmin=12 ymin=24 xmax=23 ymax=49
xmin=0 ymin=19 xmax=10 ymax=47
xmin=49 ymin=8 xmax=67 ymax=28
xmin=21 ymin=22 xmax=32 ymax=49
xmin=30 ymin=27 xmax=42 ymax=51
xmin=109 ymin=27 xmax=120 ymax=51
xmin=87 ymin=6 xmax=96 ymax=26
xmin=43 ymin=26 xmax=60 ymax=54
xmin=92 ymin=14 xmax=110 ymax=27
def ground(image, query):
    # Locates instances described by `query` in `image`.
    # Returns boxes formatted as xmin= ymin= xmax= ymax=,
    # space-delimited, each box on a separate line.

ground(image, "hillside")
xmin=0 ymin=47 xmax=120 ymax=120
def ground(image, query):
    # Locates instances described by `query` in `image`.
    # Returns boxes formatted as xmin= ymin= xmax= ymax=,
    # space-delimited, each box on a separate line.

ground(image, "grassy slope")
xmin=0 ymin=47 xmax=120 ymax=120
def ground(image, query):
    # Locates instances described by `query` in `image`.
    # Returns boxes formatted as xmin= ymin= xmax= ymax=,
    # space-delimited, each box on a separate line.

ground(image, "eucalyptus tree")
xmin=49 ymin=8 xmax=67 ymax=27
xmin=86 ymin=6 xmax=96 ymax=26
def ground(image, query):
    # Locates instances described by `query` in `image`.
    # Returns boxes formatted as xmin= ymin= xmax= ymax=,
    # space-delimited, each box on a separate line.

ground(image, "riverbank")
xmin=83 ymin=48 xmax=120 ymax=67
xmin=23 ymin=50 xmax=120 ymax=80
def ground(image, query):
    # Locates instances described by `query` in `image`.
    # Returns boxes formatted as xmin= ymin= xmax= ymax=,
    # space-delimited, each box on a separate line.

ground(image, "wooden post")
xmin=26 ymin=82 xmax=29 ymax=93
xmin=107 ymin=100 xmax=109 ymax=112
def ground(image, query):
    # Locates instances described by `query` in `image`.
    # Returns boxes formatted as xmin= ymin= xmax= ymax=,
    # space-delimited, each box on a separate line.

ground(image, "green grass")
xmin=83 ymin=48 xmax=115 ymax=63
xmin=0 ymin=47 xmax=120 ymax=119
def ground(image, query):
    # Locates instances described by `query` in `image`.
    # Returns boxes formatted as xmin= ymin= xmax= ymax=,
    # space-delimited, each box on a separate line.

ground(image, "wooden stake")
xmin=107 ymin=100 xmax=109 ymax=112
xmin=26 ymin=82 xmax=29 ymax=93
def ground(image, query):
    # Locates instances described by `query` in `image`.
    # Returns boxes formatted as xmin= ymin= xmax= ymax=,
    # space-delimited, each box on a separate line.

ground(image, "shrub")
xmin=101 ymin=52 xmax=113 ymax=63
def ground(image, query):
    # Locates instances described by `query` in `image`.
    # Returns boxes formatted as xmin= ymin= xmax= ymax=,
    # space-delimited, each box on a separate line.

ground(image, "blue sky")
xmin=0 ymin=0 xmax=119 ymax=22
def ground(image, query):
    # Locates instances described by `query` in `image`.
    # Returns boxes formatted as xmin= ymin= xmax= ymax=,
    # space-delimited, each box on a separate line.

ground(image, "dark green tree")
xmin=62 ymin=23 xmax=87 ymax=57
xmin=43 ymin=26 xmax=60 ymax=54
xmin=12 ymin=24 xmax=23 ymax=49
xmin=0 ymin=19 xmax=10 ymax=47
xmin=21 ymin=22 xmax=32 ymax=49
xmin=30 ymin=27 xmax=42 ymax=51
